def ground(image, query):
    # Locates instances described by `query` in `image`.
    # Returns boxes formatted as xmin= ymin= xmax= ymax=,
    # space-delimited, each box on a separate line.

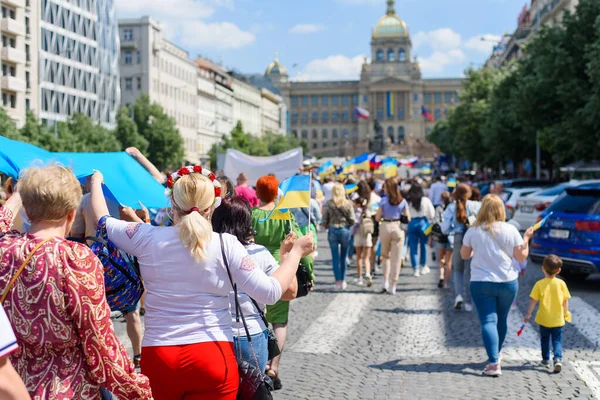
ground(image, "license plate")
xmin=549 ymin=229 xmax=570 ymax=239
xmin=520 ymin=206 xmax=534 ymax=213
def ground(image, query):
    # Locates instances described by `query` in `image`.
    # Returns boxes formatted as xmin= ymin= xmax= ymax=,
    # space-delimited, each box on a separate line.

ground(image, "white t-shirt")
xmin=408 ymin=196 xmax=435 ymax=221
xmin=322 ymin=181 xmax=335 ymax=202
xmin=230 ymin=243 xmax=279 ymax=336
xmin=105 ymin=219 xmax=283 ymax=346
xmin=0 ymin=306 xmax=17 ymax=358
xmin=463 ymin=222 xmax=524 ymax=283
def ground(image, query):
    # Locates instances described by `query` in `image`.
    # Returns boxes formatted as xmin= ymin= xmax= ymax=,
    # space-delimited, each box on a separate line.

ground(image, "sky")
xmin=114 ymin=0 xmax=529 ymax=81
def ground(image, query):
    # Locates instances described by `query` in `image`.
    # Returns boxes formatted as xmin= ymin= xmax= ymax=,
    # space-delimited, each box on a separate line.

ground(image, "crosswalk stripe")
xmin=395 ymin=295 xmax=447 ymax=358
xmin=290 ymin=293 xmax=371 ymax=354
xmin=502 ymin=305 xmax=540 ymax=362
xmin=571 ymin=361 xmax=600 ymax=400
xmin=569 ymin=297 xmax=600 ymax=349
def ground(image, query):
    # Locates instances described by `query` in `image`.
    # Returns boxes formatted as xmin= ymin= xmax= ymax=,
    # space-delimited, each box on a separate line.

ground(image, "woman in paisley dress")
xmin=0 ymin=165 xmax=152 ymax=399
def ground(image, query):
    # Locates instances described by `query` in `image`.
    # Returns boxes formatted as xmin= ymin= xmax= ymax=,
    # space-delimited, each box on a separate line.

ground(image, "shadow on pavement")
xmin=368 ymin=360 xmax=542 ymax=376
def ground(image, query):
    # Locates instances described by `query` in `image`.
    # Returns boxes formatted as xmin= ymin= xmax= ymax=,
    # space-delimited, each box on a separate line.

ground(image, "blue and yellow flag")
xmin=318 ymin=160 xmax=334 ymax=179
xmin=352 ymin=152 xmax=371 ymax=172
xmin=260 ymin=175 xmax=311 ymax=222
xmin=345 ymin=183 xmax=358 ymax=194
xmin=269 ymin=209 xmax=291 ymax=221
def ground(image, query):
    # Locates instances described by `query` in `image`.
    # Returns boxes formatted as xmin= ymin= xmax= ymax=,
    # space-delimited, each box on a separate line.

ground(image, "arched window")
xmin=387 ymin=48 xmax=395 ymax=62
xmin=332 ymin=129 xmax=339 ymax=138
xmin=312 ymin=129 xmax=318 ymax=139
xmin=398 ymin=126 xmax=405 ymax=143
xmin=301 ymin=130 xmax=308 ymax=139
xmin=387 ymin=126 xmax=395 ymax=144
xmin=398 ymin=48 xmax=406 ymax=62
xmin=322 ymin=129 xmax=328 ymax=138
xmin=342 ymin=128 xmax=349 ymax=137
xmin=376 ymin=49 xmax=384 ymax=62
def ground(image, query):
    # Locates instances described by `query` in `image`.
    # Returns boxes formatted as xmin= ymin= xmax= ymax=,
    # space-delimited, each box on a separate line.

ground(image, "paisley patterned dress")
xmin=0 ymin=207 xmax=152 ymax=400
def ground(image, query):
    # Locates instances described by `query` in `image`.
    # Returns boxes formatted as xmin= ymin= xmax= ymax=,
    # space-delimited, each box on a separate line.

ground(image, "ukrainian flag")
xmin=423 ymin=222 xmax=433 ymax=236
xmin=260 ymin=175 xmax=311 ymax=222
xmin=384 ymin=164 xmax=398 ymax=178
xmin=345 ymin=183 xmax=358 ymax=194
xmin=386 ymin=92 xmax=395 ymax=117
xmin=448 ymin=177 xmax=457 ymax=188
xmin=352 ymin=152 xmax=371 ymax=172
xmin=318 ymin=160 xmax=334 ymax=179
xmin=269 ymin=209 xmax=291 ymax=221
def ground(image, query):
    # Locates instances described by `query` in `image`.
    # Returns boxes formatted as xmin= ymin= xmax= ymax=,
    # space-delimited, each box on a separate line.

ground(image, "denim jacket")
xmin=441 ymin=201 xmax=482 ymax=235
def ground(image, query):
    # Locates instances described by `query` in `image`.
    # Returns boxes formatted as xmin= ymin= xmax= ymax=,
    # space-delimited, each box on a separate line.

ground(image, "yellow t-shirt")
xmin=530 ymin=277 xmax=571 ymax=328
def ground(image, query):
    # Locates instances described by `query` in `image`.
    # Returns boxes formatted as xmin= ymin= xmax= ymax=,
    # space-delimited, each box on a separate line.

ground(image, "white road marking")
xmin=501 ymin=305 xmax=540 ymax=362
xmin=395 ymin=295 xmax=447 ymax=358
xmin=569 ymin=297 xmax=600 ymax=349
xmin=290 ymin=293 xmax=371 ymax=354
xmin=571 ymin=361 xmax=600 ymax=400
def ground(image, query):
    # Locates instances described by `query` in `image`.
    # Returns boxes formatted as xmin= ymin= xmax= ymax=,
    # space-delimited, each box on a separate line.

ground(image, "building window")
xmin=331 ymin=112 xmax=339 ymax=123
xmin=377 ymin=108 xmax=384 ymax=120
xmin=26 ymin=98 xmax=30 ymax=110
xmin=312 ymin=129 xmax=318 ymax=139
xmin=363 ymin=95 xmax=368 ymax=103
xmin=291 ymin=112 xmax=298 ymax=124
xmin=397 ymin=107 xmax=405 ymax=120
xmin=387 ymin=49 xmax=395 ymax=62
xmin=333 ymin=142 xmax=338 ymax=148
xmin=376 ymin=49 xmax=384 ymax=62
xmin=123 ymin=29 xmax=133 ymax=41
xmin=332 ymin=129 xmax=339 ymax=138
xmin=413 ymin=93 xmax=418 ymax=102
xmin=124 ymin=51 xmax=132 ymax=64
xmin=398 ymin=49 xmax=406 ymax=62
xmin=424 ymin=93 xmax=431 ymax=103
xmin=292 ymin=130 xmax=298 ymax=138
xmin=137 ymin=51 xmax=141 ymax=64
xmin=321 ymin=111 xmax=328 ymax=123
xmin=301 ymin=112 xmax=308 ymax=123
xmin=322 ymin=142 xmax=328 ymax=148
xmin=387 ymin=126 xmax=395 ymax=144
xmin=321 ymin=95 xmax=328 ymax=105
xmin=398 ymin=127 xmax=405 ymax=143
xmin=353 ymin=128 xmax=358 ymax=138
xmin=342 ymin=95 xmax=349 ymax=106
xmin=352 ymin=94 xmax=359 ymax=105
xmin=137 ymin=77 xmax=142 ymax=90
xmin=301 ymin=130 xmax=308 ymax=139
xmin=434 ymin=108 xmax=442 ymax=119
xmin=434 ymin=93 xmax=442 ymax=103
xmin=331 ymin=95 xmax=339 ymax=106
xmin=322 ymin=129 xmax=328 ymax=138
xmin=25 ymin=71 xmax=30 ymax=87
xmin=341 ymin=111 xmax=349 ymax=123
xmin=125 ymin=77 xmax=132 ymax=90
xmin=311 ymin=111 xmax=318 ymax=123
xmin=301 ymin=96 xmax=308 ymax=106
xmin=312 ymin=95 xmax=318 ymax=106
xmin=455 ymin=92 xmax=460 ymax=102
xmin=312 ymin=143 xmax=318 ymax=149
xmin=291 ymin=96 xmax=298 ymax=107
xmin=342 ymin=128 xmax=349 ymax=137
xmin=445 ymin=92 xmax=454 ymax=102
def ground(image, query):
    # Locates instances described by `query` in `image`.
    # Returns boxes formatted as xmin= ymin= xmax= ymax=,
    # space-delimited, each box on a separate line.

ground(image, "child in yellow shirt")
xmin=524 ymin=255 xmax=571 ymax=374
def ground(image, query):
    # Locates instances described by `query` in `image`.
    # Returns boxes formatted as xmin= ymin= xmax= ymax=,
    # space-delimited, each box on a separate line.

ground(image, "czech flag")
xmin=422 ymin=105 xmax=434 ymax=122
xmin=399 ymin=157 xmax=419 ymax=168
xmin=369 ymin=153 xmax=382 ymax=170
xmin=260 ymin=175 xmax=310 ymax=222
xmin=354 ymin=107 xmax=370 ymax=120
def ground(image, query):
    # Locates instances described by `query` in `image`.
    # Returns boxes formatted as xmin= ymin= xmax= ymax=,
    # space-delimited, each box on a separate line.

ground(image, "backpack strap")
xmin=2 ymin=238 xmax=53 ymax=303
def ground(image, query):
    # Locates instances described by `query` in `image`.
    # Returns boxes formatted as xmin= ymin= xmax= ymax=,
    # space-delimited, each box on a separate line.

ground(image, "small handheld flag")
xmin=517 ymin=324 xmax=525 ymax=336
xmin=533 ymin=212 xmax=553 ymax=231
xmin=345 ymin=183 xmax=358 ymax=194
xmin=447 ymin=177 xmax=457 ymax=188
xmin=423 ymin=223 xmax=433 ymax=236
xmin=259 ymin=175 xmax=310 ymax=222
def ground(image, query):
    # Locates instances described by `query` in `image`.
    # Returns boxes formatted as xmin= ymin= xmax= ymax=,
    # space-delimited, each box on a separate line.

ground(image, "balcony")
xmin=120 ymin=40 xmax=138 ymax=50
xmin=1 ymin=47 xmax=25 ymax=63
xmin=1 ymin=0 xmax=24 ymax=8
xmin=1 ymin=18 xmax=25 ymax=36
xmin=2 ymin=75 xmax=25 ymax=92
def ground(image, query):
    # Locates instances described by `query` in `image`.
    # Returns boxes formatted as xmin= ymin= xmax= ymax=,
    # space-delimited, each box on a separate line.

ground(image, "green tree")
xmin=66 ymin=114 xmax=121 ymax=152
xmin=0 ymin=107 xmax=21 ymax=141
xmin=20 ymin=111 xmax=59 ymax=151
xmin=115 ymin=107 xmax=148 ymax=154
xmin=426 ymin=119 xmax=454 ymax=155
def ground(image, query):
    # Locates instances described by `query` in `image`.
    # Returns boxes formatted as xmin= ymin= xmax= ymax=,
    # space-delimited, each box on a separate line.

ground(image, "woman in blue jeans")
xmin=322 ymin=183 xmax=356 ymax=290
xmin=407 ymin=183 xmax=435 ymax=277
xmin=461 ymin=195 xmax=534 ymax=377
xmin=212 ymin=196 xmax=299 ymax=373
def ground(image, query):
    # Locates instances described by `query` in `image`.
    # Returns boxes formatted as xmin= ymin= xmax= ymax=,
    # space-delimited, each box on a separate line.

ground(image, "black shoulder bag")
xmin=248 ymin=297 xmax=281 ymax=361
xmin=220 ymin=234 xmax=273 ymax=400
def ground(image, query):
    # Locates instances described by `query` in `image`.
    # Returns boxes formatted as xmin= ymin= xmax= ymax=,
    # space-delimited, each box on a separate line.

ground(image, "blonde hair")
xmin=474 ymin=194 xmax=506 ymax=231
xmin=172 ymin=173 xmax=215 ymax=261
xmin=331 ymin=183 xmax=347 ymax=208
xmin=19 ymin=165 xmax=82 ymax=223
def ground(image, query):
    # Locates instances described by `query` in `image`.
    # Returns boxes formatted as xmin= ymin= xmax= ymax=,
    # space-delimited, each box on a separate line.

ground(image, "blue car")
xmin=530 ymin=183 xmax=600 ymax=280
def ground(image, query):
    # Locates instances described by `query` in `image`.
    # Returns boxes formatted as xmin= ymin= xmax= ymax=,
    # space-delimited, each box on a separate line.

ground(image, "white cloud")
xmin=115 ymin=0 xmax=215 ymax=20
xmin=298 ymin=54 xmax=366 ymax=81
xmin=413 ymin=28 xmax=462 ymax=51
xmin=289 ymin=24 xmax=324 ymax=35
xmin=419 ymin=50 xmax=466 ymax=74
xmin=464 ymin=34 xmax=502 ymax=54
xmin=179 ymin=21 xmax=256 ymax=50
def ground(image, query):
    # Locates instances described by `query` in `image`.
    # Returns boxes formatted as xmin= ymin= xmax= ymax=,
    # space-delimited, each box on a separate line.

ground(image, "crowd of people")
xmin=0 ymin=150 xmax=572 ymax=399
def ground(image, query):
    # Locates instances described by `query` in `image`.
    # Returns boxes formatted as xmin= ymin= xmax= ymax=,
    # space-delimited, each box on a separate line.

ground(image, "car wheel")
xmin=559 ymin=270 xmax=590 ymax=281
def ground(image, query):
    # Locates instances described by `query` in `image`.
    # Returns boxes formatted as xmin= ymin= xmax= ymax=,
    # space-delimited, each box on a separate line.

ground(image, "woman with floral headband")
xmin=89 ymin=166 xmax=314 ymax=400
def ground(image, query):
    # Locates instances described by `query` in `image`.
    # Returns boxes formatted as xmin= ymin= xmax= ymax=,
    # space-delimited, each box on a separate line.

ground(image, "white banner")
xmin=223 ymin=148 xmax=304 ymax=186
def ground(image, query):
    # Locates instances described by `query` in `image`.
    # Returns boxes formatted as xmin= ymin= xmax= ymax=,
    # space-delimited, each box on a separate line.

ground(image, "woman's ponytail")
xmin=454 ymin=183 xmax=471 ymax=224
xmin=179 ymin=211 xmax=213 ymax=261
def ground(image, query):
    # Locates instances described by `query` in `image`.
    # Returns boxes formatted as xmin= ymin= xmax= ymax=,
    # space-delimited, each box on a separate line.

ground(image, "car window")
xmin=548 ymin=191 xmax=600 ymax=214
xmin=535 ymin=184 xmax=570 ymax=197
xmin=521 ymin=191 xmax=536 ymax=197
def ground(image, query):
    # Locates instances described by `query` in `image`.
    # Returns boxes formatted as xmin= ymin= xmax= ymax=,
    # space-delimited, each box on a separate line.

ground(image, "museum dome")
xmin=373 ymin=0 xmax=408 ymax=39
xmin=265 ymin=53 xmax=288 ymax=77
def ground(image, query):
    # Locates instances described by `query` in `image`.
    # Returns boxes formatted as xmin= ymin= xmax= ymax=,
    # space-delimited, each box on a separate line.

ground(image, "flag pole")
xmin=307 ymin=173 xmax=312 ymax=230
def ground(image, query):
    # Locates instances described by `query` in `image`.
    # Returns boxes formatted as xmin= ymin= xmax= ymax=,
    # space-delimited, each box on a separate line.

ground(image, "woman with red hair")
xmin=251 ymin=175 xmax=314 ymax=390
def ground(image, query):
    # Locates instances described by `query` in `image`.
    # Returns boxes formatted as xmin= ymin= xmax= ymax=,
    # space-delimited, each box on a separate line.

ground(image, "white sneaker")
xmin=357 ymin=278 xmax=364 ymax=286
xmin=413 ymin=269 xmax=420 ymax=277
xmin=390 ymin=285 xmax=397 ymax=295
xmin=464 ymin=303 xmax=473 ymax=312
xmin=454 ymin=294 xmax=464 ymax=310
xmin=364 ymin=275 xmax=373 ymax=287
xmin=482 ymin=363 xmax=502 ymax=377
xmin=421 ymin=266 xmax=431 ymax=275
xmin=335 ymin=282 xmax=342 ymax=291
xmin=342 ymin=281 xmax=348 ymax=290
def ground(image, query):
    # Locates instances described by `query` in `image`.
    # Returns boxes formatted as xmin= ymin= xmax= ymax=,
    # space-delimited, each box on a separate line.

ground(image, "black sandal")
xmin=267 ymin=370 xmax=282 ymax=390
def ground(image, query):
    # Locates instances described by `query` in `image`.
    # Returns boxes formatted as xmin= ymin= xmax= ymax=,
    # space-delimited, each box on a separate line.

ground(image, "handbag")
xmin=1 ymin=238 xmax=52 ymax=303
xmin=248 ymin=297 xmax=281 ymax=361
xmin=220 ymin=235 xmax=273 ymax=400
xmin=295 ymin=262 xmax=313 ymax=298
xmin=359 ymin=207 xmax=375 ymax=236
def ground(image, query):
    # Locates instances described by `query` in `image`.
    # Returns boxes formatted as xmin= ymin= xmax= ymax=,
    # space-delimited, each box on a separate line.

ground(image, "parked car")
xmin=513 ymin=180 xmax=600 ymax=229
xmin=530 ymin=183 xmax=600 ymax=280
xmin=478 ymin=179 xmax=552 ymax=197
xmin=504 ymin=187 xmax=544 ymax=221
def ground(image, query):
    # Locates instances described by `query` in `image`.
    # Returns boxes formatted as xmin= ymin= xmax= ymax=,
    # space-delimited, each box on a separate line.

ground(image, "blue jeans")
xmin=470 ymin=280 xmax=519 ymax=364
xmin=407 ymin=217 xmax=428 ymax=269
xmin=233 ymin=329 xmax=269 ymax=373
xmin=540 ymin=326 xmax=563 ymax=361
xmin=328 ymin=227 xmax=351 ymax=281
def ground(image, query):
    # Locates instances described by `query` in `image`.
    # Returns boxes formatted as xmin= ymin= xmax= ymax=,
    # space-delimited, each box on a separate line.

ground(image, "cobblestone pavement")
xmin=114 ymin=232 xmax=600 ymax=400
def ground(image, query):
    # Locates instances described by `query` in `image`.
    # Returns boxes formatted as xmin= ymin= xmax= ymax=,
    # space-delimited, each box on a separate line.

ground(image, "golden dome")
xmin=265 ymin=53 xmax=288 ymax=76
xmin=373 ymin=0 xmax=408 ymax=39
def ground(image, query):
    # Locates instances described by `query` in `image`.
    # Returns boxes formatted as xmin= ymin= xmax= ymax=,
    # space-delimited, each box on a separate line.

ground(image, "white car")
xmin=512 ymin=180 xmax=600 ymax=229
xmin=503 ymin=187 xmax=544 ymax=223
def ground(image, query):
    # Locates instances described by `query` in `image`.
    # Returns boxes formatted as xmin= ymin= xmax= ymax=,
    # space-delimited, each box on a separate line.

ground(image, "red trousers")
xmin=141 ymin=341 xmax=238 ymax=400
